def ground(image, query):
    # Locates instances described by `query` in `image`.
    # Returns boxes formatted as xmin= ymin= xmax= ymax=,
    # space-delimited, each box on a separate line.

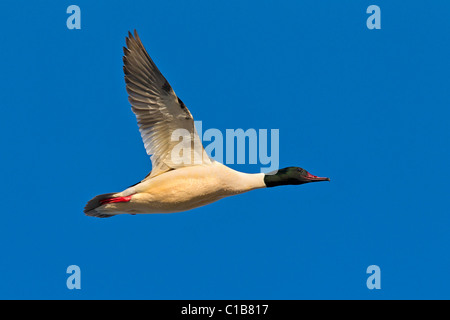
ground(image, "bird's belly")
xmin=122 ymin=177 xmax=236 ymax=214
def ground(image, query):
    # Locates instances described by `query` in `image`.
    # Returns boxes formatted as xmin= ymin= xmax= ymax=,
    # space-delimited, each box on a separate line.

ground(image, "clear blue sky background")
xmin=0 ymin=0 xmax=448 ymax=299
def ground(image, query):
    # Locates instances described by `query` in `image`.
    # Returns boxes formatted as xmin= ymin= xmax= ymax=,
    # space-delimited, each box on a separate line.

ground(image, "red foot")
xmin=100 ymin=195 xmax=132 ymax=205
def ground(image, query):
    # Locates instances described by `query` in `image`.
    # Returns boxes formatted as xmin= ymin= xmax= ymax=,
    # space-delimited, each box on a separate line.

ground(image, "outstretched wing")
xmin=123 ymin=30 xmax=211 ymax=178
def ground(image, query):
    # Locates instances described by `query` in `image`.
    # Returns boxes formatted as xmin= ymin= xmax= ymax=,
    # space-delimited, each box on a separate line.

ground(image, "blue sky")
xmin=0 ymin=0 xmax=449 ymax=299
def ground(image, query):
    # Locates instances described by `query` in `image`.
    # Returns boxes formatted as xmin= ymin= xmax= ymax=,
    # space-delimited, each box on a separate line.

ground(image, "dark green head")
xmin=264 ymin=167 xmax=330 ymax=188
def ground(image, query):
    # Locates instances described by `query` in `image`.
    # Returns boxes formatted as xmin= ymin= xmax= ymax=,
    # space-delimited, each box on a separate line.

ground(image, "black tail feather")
xmin=84 ymin=193 xmax=117 ymax=218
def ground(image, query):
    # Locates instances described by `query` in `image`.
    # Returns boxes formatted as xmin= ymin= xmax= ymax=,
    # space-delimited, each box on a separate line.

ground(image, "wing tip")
xmin=125 ymin=29 xmax=140 ymax=44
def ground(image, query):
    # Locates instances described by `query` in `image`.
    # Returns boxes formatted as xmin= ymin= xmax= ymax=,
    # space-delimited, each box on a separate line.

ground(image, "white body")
xmin=96 ymin=162 xmax=265 ymax=216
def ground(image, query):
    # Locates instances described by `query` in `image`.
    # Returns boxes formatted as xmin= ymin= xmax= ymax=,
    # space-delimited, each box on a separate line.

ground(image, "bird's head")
xmin=264 ymin=167 xmax=330 ymax=187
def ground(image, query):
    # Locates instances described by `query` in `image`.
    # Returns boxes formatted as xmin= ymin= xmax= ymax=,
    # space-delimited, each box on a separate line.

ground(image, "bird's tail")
xmin=84 ymin=193 xmax=117 ymax=218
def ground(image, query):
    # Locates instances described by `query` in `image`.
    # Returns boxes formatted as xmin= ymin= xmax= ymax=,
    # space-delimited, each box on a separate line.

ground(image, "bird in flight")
xmin=84 ymin=30 xmax=330 ymax=218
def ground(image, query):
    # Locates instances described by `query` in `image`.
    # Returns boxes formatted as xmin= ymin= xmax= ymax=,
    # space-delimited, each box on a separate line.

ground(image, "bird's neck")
xmin=234 ymin=172 xmax=266 ymax=192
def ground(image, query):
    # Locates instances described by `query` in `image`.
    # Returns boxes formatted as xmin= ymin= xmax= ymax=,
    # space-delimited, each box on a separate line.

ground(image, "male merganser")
xmin=84 ymin=31 xmax=329 ymax=218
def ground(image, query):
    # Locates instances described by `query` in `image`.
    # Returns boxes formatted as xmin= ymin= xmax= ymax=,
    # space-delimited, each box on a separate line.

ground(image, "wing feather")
xmin=123 ymin=30 xmax=211 ymax=178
